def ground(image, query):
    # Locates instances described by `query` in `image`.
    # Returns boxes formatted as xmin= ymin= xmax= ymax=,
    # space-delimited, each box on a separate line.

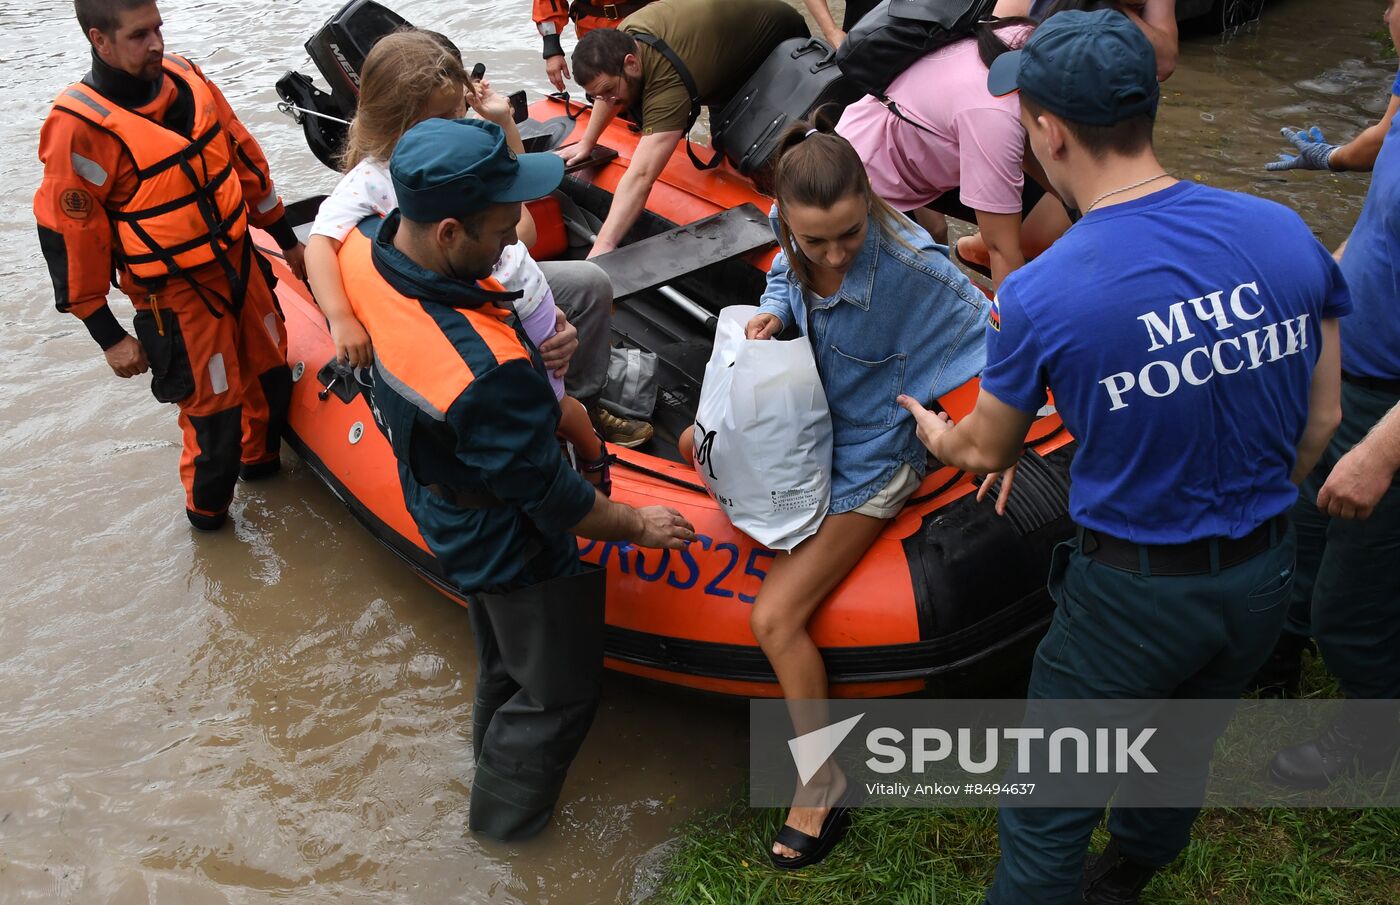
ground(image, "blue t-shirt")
xmin=1393 ymin=67 xmax=1400 ymax=96
xmin=1340 ymin=89 xmax=1400 ymax=380
xmin=983 ymin=181 xmax=1351 ymax=543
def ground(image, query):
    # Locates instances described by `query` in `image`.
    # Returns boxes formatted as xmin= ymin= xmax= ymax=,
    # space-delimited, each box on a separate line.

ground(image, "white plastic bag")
xmin=692 ymin=305 xmax=833 ymax=551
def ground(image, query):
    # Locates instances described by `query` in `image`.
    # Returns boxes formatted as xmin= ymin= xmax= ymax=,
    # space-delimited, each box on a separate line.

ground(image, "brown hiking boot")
xmin=590 ymin=405 xmax=653 ymax=449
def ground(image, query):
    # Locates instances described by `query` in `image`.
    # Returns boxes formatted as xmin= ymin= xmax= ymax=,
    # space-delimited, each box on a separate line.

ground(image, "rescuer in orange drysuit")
xmin=35 ymin=0 xmax=304 ymax=530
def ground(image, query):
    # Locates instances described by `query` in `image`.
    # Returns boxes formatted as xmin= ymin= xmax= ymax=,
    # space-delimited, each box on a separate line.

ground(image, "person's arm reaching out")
xmin=1270 ymin=96 xmax=1400 ymax=174
xmin=897 ymin=391 xmax=1035 ymax=475
xmin=1331 ymin=95 xmax=1400 ymax=171
xmin=587 ymin=130 xmax=681 ymax=257
xmin=453 ymin=360 xmax=694 ymax=548
xmin=802 ymin=0 xmax=846 ymax=47
xmin=560 ymin=97 xmax=621 ymax=166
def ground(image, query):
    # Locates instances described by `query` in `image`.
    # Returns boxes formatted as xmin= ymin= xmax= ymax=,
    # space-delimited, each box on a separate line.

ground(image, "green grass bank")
xmin=648 ymin=658 xmax=1400 ymax=904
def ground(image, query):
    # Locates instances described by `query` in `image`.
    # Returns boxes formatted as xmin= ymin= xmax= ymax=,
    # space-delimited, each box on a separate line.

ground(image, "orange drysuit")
xmin=34 ymin=52 xmax=295 ymax=529
xmin=534 ymin=0 xmax=657 ymax=60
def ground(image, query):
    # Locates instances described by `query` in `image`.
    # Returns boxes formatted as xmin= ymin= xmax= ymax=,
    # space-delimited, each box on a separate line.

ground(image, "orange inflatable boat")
xmin=268 ymin=4 xmax=1076 ymax=698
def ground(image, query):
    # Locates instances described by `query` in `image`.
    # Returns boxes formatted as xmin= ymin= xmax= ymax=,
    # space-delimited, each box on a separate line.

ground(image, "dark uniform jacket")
xmin=339 ymin=214 xmax=597 ymax=593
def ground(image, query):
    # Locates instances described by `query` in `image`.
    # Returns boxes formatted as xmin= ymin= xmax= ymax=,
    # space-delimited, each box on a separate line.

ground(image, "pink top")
xmin=836 ymin=26 xmax=1033 ymax=214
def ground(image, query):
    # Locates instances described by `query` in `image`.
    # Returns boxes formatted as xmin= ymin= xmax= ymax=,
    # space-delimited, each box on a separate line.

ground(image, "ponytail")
xmin=974 ymin=16 xmax=1038 ymax=69
xmin=770 ymin=105 xmax=921 ymax=294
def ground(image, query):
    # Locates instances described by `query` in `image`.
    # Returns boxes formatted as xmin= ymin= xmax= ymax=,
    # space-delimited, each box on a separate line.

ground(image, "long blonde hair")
xmin=340 ymin=28 xmax=470 ymax=171
xmin=771 ymin=106 xmax=919 ymax=294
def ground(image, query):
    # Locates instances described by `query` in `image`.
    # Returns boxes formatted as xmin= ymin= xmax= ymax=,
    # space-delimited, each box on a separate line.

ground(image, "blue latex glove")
xmin=1265 ymin=125 xmax=1338 ymax=171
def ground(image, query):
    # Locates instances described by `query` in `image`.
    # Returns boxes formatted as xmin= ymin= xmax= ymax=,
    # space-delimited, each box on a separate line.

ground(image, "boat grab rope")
xmin=608 ymin=453 xmax=709 ymax=493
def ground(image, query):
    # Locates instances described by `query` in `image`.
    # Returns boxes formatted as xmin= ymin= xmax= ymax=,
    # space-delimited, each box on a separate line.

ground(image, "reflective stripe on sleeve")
xmin=71 ymin=152 xmax=109 ymax=187
xmin=255 ymin=187 xmax=280 ymax=214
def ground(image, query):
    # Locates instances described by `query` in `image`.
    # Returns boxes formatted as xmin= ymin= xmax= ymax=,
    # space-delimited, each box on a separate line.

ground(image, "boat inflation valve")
xmin=291 ymin=361 xmax=305 ymax=382
xmin=349 ymin=422 xmax=365 ymax=445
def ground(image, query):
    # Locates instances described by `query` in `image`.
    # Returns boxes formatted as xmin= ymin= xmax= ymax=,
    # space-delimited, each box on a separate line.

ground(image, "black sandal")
xmin=768 ymin=804 xmax=853 ymax=871
xmin=577 ymin=438 xmax=613 ymax=497
xmin=953 ymin=237 xmax=993 ymax=279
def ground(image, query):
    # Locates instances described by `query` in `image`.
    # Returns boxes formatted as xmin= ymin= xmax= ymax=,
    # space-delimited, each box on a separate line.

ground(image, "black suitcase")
xmin=711 ymin=37 xmax=864 ymax=179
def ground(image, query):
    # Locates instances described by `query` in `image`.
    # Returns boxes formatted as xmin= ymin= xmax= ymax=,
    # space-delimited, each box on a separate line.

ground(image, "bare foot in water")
xmin=771 ymin=770 xmax=848 ymax=860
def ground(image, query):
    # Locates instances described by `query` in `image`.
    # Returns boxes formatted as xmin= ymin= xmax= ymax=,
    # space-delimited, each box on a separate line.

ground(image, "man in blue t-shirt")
xmin=898 ymin=11 xmax=1349 ymax=905
xmin=1253 ymin=0 xmax=1400 ymax=697
xmin=1267 ymin=37 xmax=1400 ymax=788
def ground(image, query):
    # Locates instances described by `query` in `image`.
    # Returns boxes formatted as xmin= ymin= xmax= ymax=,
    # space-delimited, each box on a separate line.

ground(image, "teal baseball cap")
xmin=987 ymin=9 xmax=1159 ymax=126
xmin=389 ymin=118 xmax=565 ymax=222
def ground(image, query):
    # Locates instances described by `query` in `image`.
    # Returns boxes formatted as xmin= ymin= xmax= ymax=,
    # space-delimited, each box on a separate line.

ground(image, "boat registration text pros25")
xmin=578 ymin=534 xmax=777 ymax=602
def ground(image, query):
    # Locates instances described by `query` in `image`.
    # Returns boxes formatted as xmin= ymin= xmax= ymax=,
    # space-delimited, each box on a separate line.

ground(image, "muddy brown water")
xmin=0 ymin=0 xmax=1393 ymax=901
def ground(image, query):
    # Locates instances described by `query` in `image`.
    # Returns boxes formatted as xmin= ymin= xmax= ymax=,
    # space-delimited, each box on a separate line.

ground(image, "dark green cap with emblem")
xmin=987 ymin=9 xmax=1159 ymax=127
xmin=390 ymin=118 xmax=565 ymax=222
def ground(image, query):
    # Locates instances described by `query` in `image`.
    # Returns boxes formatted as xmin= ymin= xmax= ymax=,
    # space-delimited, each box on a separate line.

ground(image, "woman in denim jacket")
xmin=749 ymin=114 xmax=989 ymax=868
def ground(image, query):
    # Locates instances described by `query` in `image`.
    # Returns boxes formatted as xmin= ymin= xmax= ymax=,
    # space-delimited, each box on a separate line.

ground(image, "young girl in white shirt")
xmin=304 ymin=29 xmax=613 ymax=491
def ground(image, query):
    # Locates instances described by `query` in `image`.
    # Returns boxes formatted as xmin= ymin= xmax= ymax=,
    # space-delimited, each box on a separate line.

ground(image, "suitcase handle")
xmin=789 ymin=37 xmax=838 ymax=71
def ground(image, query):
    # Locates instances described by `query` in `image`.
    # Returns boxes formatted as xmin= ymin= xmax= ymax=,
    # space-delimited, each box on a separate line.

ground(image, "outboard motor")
xmin=305 ymin=0 xmax=408 ymax=110
xmin=276 ymin=0 xmax=572 ymax=172
xmin=276 ymin=0 xmax=409 ymax=170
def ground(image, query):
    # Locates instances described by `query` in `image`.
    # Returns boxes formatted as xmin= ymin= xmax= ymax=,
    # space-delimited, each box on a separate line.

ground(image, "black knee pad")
xmin=188 ymin=406 xmax=243 ymax=513
xmin=258 ymin=364 xmax=294 ymax=453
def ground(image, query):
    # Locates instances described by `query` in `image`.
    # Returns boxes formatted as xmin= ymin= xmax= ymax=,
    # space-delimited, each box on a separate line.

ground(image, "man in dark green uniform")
xmin=899 ymin=12 xmax=1349 ymax=903
xmin=337 ymin=117 xmax=696 ymax=840
xmin=562 ymin=0 xmax=808 ymax=255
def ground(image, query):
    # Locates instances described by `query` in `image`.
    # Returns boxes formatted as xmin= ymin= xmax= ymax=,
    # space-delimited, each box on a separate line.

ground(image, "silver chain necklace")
xmin=1082 ymin=173 xmax=1172 ymax=214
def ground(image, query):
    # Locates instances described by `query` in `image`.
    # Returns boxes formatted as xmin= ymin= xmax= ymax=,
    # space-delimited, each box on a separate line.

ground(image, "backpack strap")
xmin=630 ymin=32 xmax=723 ymax=170
xmin=878 ymin=94 xmax=936 ymax=135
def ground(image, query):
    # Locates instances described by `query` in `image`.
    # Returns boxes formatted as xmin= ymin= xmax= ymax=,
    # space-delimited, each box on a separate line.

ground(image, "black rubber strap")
xmin=133 ymin=121 xmax=223 ymax=181
xmin=83 ymin=304 xmax=130 ymax=350
xmin=265 ymin=216 xmax=298 ymax=251
xmin=119 ymin=206 xmax=244 ymax=265
xmin=630 ymin=33 xmax=722 ymax=170
xmin=109 ymin=159 xmax=235 ymax=221
xmin=570 ymin=0 xmax=650 ymax=20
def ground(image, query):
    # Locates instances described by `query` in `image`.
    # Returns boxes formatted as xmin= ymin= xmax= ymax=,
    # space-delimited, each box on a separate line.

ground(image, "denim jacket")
xmin=755 ymin=209 xmax=989 ymax=513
